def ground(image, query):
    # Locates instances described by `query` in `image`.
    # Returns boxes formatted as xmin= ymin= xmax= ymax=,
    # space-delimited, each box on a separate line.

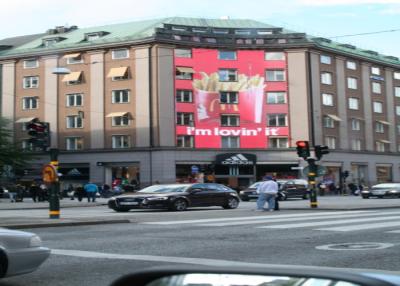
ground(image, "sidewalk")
xmin=0 ymin=195 xmax=399 ymax=229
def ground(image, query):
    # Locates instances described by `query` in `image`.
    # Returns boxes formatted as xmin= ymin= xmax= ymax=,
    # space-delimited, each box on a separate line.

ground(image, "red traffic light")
xmin=296 ymin=141 xmax=310 ymax=159
xmin=296 ymin=141 xmax=307 ymax=147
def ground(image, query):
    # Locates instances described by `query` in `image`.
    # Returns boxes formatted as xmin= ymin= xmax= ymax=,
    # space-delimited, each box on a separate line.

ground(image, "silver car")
xmin=361 ymin=183 xmax=400 ymax=199
xmin=0 ymin=228 xmax=50 ymax=278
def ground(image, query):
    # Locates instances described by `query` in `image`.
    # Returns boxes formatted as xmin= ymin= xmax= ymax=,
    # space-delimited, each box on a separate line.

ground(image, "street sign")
xmin=303 ymin=165 xmax=328 ymax=177
xmin=291 ymin=167 xmax=304 ymax=170
xmin=42 ymin=164 xmax=58 ymax=183
xmin=191 ymin=165 xmax=199 ymax=174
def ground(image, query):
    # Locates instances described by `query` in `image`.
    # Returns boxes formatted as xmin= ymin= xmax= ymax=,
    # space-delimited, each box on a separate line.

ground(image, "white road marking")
xmin=142 ymin=211 xmax=371 ymax=225
xmin=258 ymin=214 xmax=400 ymax=229
xmin=317 ymin=221 xmax=400 ymax=232
xmin=201 ymin=211 xmax=400 ymax=227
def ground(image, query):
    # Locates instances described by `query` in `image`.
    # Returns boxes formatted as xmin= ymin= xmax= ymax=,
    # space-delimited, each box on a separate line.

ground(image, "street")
xmin=1 ymin=199 xmax=400 ymax=286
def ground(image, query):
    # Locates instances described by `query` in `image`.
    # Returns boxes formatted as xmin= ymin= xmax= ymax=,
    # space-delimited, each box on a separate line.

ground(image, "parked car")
xmin=239 ymin=179 xmax=309 ymax=201
xmin=361 ymin=183 xmax=400 ymax=199
xmin=108 ymin=183 xmax=240 ymax=212
xmin=0 ymin=187 xmax=7 ymax=198
xmin=0 ymin=228 xmax=50 ymax=278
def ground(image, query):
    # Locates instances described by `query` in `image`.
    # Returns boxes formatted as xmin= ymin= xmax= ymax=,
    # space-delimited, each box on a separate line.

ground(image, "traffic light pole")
xmin=49 ymin=148 xmax=60 ymax=219
xmin=307 ymin=158 xmax=318 ymax=208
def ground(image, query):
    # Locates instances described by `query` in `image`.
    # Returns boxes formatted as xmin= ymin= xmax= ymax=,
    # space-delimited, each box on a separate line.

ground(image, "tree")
xmin=0 ymin=117 xmax=34 ymax=180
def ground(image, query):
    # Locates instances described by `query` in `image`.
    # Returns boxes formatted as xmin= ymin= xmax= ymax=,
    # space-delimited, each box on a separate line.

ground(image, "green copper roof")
xmin=0 ymin=16 xmax=398 ymax=66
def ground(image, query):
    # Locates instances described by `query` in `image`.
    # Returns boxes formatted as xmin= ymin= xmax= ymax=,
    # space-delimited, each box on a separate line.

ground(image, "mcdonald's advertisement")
xmin=175 ymin=49 xmax=289 ymax=148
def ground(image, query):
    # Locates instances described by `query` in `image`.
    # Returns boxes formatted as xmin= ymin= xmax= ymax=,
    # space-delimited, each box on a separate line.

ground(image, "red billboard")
xmin=175 ymin=49 xmax=289 ymax=148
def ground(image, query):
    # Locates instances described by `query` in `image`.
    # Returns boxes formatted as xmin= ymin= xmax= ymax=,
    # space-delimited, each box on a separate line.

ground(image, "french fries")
xmin=193 ymin=72 xmax=265 ymax=91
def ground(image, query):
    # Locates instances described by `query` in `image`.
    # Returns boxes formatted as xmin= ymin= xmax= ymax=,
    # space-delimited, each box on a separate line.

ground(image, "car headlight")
xmin=30 ymin=235 xmax=42 ymax=248
xmin=239 ymin=191 xmax=244 ymax=194
xmin=361 ymin=190 xmax=369 ymax=193
xmin=389 ymin=190 xmax=399 ymax=193
xmin=147 ymin=197 xmax=169 ymax=201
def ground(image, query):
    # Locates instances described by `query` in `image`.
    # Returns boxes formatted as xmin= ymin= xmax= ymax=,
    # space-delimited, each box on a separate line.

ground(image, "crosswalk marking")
xmin=142 ymin=210 xmax=371 ymax=225
xmin=258 ymin=215 xmax=400 ymax=229
xmin=317 ymin=221 xmax=400 ymax=232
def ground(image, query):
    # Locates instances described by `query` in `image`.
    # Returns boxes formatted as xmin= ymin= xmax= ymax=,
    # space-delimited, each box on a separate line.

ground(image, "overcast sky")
xmin=1 ymin=0 xmax=399 ymax=57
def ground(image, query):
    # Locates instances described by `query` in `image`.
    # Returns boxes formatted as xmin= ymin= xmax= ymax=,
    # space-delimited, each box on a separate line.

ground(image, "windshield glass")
xmin=372 ymin=184 xmax=400 ymax=189
xmin=248 ymin=182 xmax=262 ymax=188
xmin=137 ymin=185 xmax=191 ymax=193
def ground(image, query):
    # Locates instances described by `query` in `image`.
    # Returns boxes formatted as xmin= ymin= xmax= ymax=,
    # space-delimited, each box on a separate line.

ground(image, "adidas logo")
xmin=221 ymin=154 xmax=254 ymax=165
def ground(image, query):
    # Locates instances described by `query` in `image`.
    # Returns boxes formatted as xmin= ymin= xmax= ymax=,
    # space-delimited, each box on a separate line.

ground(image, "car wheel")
xmin=362 ymin=195 xmax=370 ymax=199
xmin=223 ymin=197 xmax=239 ymax=209
xmin=171 ymin=199 xmax=188 ymax=211
xmin=280 ymin=193 xmax=288 ymax=201
xmin=113 ymin=207 xmax=130 ymax=212
xmin=0 ymin=250 xmax=7 ymax=278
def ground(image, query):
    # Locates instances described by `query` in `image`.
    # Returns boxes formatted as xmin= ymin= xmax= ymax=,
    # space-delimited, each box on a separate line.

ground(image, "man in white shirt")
xmin=256 ymin=175 xmax=279 ymax=211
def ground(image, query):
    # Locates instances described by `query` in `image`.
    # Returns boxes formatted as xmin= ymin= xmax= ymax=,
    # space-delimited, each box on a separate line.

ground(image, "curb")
xmin=0 ymin=203 xmax=108 ymax=211
xmin=2 ymin=219 xmax=132 ymax=230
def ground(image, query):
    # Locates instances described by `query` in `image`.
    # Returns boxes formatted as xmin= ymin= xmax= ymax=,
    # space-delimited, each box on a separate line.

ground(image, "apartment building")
xmin=1 ymin=17 xmax=400 ymax=188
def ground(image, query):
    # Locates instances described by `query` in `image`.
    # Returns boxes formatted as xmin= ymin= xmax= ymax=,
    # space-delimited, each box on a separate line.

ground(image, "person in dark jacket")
xmin=29 ymin=183 xmax=40 ymax=202
xmin=76 ymin=185 xmax=85 ymax=202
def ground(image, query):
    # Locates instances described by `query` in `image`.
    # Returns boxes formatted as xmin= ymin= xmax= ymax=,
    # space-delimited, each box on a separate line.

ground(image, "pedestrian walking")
xmin=84 ymin=182 xmax=98 ymax=202
xmin=39 ymin=183 xmax=47 ymax=201
xmin=29 ymin=183 xmax=40 ymax=202
xmin=256 ymin=175 xmax=279 ymax=211
xmin=76 ymin=185 xmax=85 ymax=202
xmin=8 ymin=184 xmax=17 ymax=203
xmin=66 ymin=184 xmax=75 ymax=200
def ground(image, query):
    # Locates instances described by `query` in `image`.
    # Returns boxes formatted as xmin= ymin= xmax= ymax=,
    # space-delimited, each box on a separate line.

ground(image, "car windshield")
xmin=372 ymin=184 xmax=400 ymax=189
xmin=137 ymin=185 xmax=191 ymax=193
xmin=248 ymin=182 xmax=262 ymax=188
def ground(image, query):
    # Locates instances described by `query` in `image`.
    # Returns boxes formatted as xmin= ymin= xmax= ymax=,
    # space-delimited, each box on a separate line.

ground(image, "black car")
xmin=108 ymin=183 xmax=240 ymax=212
xmin=239 ymin=179 xmax=309 ymax=201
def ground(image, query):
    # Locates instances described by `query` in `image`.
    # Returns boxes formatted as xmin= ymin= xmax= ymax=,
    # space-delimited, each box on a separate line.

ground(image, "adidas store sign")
xmin=216 ymin=153 xmax=256 ymax=165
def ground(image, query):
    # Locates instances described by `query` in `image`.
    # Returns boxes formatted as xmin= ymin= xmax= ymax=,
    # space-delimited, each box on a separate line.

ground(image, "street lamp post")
xmin=48 ymin=67 xmax=71 ymax=219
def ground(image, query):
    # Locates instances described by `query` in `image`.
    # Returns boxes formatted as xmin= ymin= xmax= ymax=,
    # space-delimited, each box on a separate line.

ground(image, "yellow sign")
xmin=42 ymin=164 xmax=58 ymax=183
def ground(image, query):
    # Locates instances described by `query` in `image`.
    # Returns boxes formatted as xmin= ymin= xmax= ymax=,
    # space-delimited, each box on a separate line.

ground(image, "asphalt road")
xmin=1 ymin=204 xmax=400 ymax=286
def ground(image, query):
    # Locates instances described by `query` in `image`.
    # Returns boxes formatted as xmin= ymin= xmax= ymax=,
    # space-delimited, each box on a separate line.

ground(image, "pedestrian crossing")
xmin=142 ymin=210 xmax=400 ymax=233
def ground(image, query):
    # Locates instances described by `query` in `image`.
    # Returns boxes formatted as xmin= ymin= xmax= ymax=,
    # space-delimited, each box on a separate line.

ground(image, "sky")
xmin=0 ymin=0 xmax=399 ymax=58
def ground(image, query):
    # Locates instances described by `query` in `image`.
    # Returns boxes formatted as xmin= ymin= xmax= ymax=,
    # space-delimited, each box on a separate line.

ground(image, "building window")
xmin=112 ymin=90 xmax=130 ymax=104
xmin=373 ymin=102 xmax=383 ymax=113
xmin=321 ymin=72 xmax=332 ymax=85
xmin=174 ymin=48 xmax=192 ymax=58
xmin=22 ymin=97 xmax=38 ymax=110
xmin=23 ymin=76 xmax=39 ymax=88
xmin=351 ymin=139 xmax=361 ymax=151
xmin=23 ymin=59 xmax=38 ymax=69
xmin=66 ymin=115 xmax=83 ymax=128
xmin=205 ymin=37 xmax=217 ymax=43
xmin=394 ymin=72 xmax=400 ymax=80
xmin=347 ymin=77 xmax=358 ymax=89
xmin=320 ymin=55 xmax=331 ymax=64
xmin=267 ymin=114 xmax=287 ymax=127
xmin=66 ymin=93 xmax=83 ymax=107
xmin=176 ymin=90 xmax=193 ymax=103
xmin=221 ymin=136 xmax=239 ymax=148
xmin=66 ymin=137 xmax=83 ymax=150
xmin=375 ymin=122 xmax=385 ymax=133
xmin=325 ymin=136 xmax=336 ymax=149
xmin=267 ymin=92 xmax=286 ymax=104
xmin=376 ymin=141 xmax=385 ymax=152
xmin=346 ymin=61 xmax=356 ymax=70
xmin=21 ymin=122 xmax=30 ymax=131
xmin=322 ymin=93 xmax=333 ymax=106
xmin=266 ymin=70 xmax=285 ymax=81
xmin=351 ymin=119 xmax=361 ymax=131
xmin=269 ymin=137 xmax=288 ymax=148
xmin=86 ymin=33 xmax=100 ymax=41
xmin=219 ymin=69 xmax=238 ymax=81
xmin=22 ymin=140 xmax=34 ymax=151
xmin=176 ymin=112 xmax=194 ymax=126
xmin=44 ymin=39 xmax=58 ymax=47
xmin=372 ymin=82 xmax=381 ymax=94
xmin=220 ymin=91 xmax=238 ymax=104
xmin=371 ymin=67 xmax=380 ymax=75
xmin=177 ymin=135 xmax=194 ymax=148
xmin=348 ymin=97 xmax=359 ymax=110
xmin=112 ymin=49 xmax=129 ymax=59
xmin=396 ymin=106 xmax=400 ymax=116
xmin=176 ymin=68 xmax=194 ymax=80
xmin=265 ymin=52 xmax=285 ymax=60
xmin=395 ymin=87 xmax=400 ymax=97
xmin=112 ymin=135 xmax=130 ymax=149
xmin=221 ymin=115 xmax=239 ymax=126
xmin=323 ymin=116 xmax=335 ymax=128
xmin=112 ymin=116 xmax=130 ymax=127
xmin=218 ymin=50 xmax=237 ymax=60
xmin=67 ymin=55 xmax=83 ymax=64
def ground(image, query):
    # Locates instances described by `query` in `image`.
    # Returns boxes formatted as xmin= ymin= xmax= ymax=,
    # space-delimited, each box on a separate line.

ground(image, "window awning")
xmin=326 ymin=114 xmax=342 ymax=121
xmin=62 ymin=71 xmax=82 ymax=82
xmin=106 ymin=112 xmax=131 ymax=118
xmin=377 ymin=120 xmax=391 ymax=125
xmin=15 ymin=117 xmax=37 ymax=123
xmin=63 ymin=53 xmax=81 ymax=59
xmin=351 ymin=117 xmax=365 ymax=121
xmin=379 ymin=139 xmax=391 ymax=144
xmin=107 ymin=67 xmax=128 ymax=78
xmin=176 ymin=67 xmax=195 ymax=73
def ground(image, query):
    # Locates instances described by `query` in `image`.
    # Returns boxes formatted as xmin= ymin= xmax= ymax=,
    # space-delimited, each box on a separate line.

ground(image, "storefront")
xmin=100 ymin=162 xmax=140 ymax=187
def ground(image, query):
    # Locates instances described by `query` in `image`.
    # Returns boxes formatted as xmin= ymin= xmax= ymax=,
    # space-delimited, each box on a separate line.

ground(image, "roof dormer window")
xmin=84 ymin=31 xmax=109 ymax=41
xmin=43 ymin=38 xmax=59 ymax=47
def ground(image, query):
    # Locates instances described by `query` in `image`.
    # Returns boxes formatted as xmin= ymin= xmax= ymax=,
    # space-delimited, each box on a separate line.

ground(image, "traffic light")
xmin=315 ymin=145 xmax=329 ymax=160
xmin=296 ymin=141 xmax=310 ymax=159
xmin=342 ymin=170 xmax=349 ymax=178
xmin=27 ymin=120 xmax=50 ymax=151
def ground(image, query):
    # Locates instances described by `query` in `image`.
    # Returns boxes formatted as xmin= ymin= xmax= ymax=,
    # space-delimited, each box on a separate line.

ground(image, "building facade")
xmin=1 ymin=17 xmax=400 ymax=188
